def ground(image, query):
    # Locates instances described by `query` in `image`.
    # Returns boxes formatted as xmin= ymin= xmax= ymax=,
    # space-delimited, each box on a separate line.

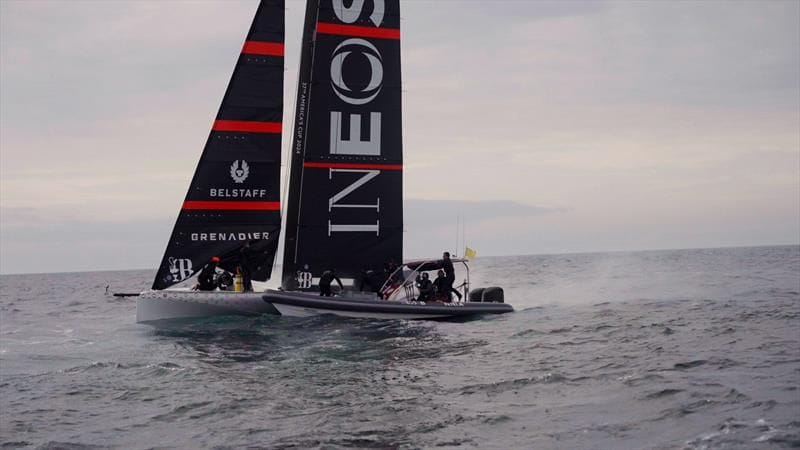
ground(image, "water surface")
xmin=1 ymin=246 xmax=798 ymax=448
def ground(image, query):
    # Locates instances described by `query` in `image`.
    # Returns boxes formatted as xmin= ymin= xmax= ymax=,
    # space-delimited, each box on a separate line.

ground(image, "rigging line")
xmin=462 ymin=216 xmax=466 ymax=255
xmin=279 ymin=5 xmax=301 ymax=217
xmin=455 ymin=215 xmax=460 ymax=257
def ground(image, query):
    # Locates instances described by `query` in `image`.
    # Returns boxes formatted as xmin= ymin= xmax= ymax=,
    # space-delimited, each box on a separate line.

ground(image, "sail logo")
xmin=330 ymin=39 xmax=383 ymax=106
xmin=326 ymin=0 xmax=387 ymax=236
xmin=168 ymin=257 xmax=193 ymax=282
xmin=332 ymin=0 xmax=384 ymax=26
xmin=296 ymin=270 xmax=313 ymax=288
xmin=209 ymin=188 xmax=267 ymax=199
xmin=230 ymin=160 xmax=250 ymax=183
xmin=190 ymin=231 xmax=270 ymax=242
xmin=327 ymin=169 xmax=380 ymax=235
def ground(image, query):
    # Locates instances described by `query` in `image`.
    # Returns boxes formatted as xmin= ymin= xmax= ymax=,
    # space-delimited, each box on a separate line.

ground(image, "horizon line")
xmin=1 ymin=243 xmax=797 ymax=277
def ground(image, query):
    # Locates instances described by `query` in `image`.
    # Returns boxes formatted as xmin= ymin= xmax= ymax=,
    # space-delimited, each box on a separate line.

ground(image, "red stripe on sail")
xmin=242 ymin=41 xmax=284 ymax=56
xmin=316 ymin=22 xmax=400 ymax=40
xmin=212 ymin=120 xmax=282 ymax=133
xmin=304 ymin=162 xmax=403 ymax=171
xmin=182 ymin=201 xmax=280 ymax=211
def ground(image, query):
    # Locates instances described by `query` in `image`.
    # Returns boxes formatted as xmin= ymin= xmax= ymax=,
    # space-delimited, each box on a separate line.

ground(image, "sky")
xmin=1 ymin=0 xmax=798 ymax=275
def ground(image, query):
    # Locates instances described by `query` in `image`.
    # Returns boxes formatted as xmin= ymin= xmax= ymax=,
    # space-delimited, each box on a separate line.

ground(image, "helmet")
xmin=211 ymin=256 xmax=220 ymax=263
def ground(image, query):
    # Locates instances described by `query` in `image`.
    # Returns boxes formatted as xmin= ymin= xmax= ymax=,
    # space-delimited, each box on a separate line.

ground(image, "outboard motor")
xmin=481 ymin=287 xmax=505 ymax=303
xmin=468 ymin=287 xmax=485 ymax=302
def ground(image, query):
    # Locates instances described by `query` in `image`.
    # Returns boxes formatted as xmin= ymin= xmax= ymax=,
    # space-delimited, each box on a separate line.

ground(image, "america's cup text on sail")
xmin=295 ymin=82 xmax=307 ymax=155
xmin=327 ymin=0 xmax=387 ymax=236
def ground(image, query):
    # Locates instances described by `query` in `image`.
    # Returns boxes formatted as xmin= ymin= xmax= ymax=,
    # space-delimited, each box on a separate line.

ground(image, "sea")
xmin=1 ymin=245 xmax=798 ymax=449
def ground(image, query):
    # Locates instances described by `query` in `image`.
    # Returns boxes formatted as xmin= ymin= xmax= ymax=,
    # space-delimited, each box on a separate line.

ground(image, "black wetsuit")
xmin=319 ymin=270 xmax=343 ymax=296
xmin=442 ymin=258 xmax=462 ymax=300
xmin=197 ymin=264 xmax=217 ymax=291
xmin=443 ymin=258 xmax=454 ymax=281
xmin=360 ymin=269 xmax=384 ymax=296
xmin=433 ymin=275 xmax=450 ymax=302
xmin=416 ymin=278 xmax=433 ymax=301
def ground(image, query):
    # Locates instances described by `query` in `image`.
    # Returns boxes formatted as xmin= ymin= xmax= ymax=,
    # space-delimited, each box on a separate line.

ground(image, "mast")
xmin=282 ymin=0 xmax=321 ymax=288
xmin=282 ymin=0 xmax=403 ymax=289
xmin=152 ymin=0 xmax=286 ymax=290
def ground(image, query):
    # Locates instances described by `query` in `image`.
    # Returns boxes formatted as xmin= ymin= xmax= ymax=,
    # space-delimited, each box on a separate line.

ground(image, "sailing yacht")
xmin=136 ymin=0 xmax=513 ymax=323
xmin=136 ymin=0 xmax=285 ymax=322
xmin=262 ymin=0 xmax=511 ymax=318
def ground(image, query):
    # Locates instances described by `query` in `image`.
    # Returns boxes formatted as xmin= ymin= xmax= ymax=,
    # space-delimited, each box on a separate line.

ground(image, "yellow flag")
xmin=464 ymin=246 xmax=477 ymax=259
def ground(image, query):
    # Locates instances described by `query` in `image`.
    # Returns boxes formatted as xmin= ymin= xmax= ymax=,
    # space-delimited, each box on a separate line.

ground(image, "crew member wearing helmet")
xmin=197 ymin=256 xmax=220 ymax=291
xmin=416 ymin=272 xmax=433 ymax=302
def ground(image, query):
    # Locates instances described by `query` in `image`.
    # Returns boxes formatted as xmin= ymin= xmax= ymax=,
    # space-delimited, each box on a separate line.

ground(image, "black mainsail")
xmin=282 ymin=0 xmax=403 ymax=289
xmin=153 ymin=0 xmax=285 ymax=290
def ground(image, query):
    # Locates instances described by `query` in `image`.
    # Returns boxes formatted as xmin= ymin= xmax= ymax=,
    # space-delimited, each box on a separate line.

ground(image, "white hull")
xmin=271 ymin=301 xmax=451 ymax=320
xmin=136 ymin=290 xmax=278 ymax=323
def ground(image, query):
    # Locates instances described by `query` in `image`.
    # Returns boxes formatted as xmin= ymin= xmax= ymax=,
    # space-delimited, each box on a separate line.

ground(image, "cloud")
xmin=1 ymin=0 xmax=798 ymax=274
xmin=403 ymin=198 xmax=567 ymax=259
xmin=0 ymin=198 xmax=560 ymax=274
xmin=0 ymin=215 xmax=172 ymax=274
xmin=405 ymin=198 xmax=564 ymax=228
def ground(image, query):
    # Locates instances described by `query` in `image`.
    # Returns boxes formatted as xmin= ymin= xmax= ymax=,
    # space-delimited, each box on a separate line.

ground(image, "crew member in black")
xmin=217 ymin=270 xmax=233 ymax=290
xmin=239 ymin=243 xmax=253 ymax=291
xmin=360 ymin=268 xmax=384 ymax=297
xmin=433 ymin=269 xmax=450 ymax=302
xmin=197 ymin=256 xmax=220 ymax=291
xmin=319 ymin=269 xmax=343 ymax=296
xmin=442 ymin=251 xmax=463 ymax=301
xmin=416 ymin=272 xmax=433 ymax=301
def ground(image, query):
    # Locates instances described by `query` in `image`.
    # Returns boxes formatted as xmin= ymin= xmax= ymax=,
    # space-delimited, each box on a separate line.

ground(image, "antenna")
xmin=455 ymin=214 xmax=460 ymax=257
xmin=462 ymin=216 xmax=466 ymax=256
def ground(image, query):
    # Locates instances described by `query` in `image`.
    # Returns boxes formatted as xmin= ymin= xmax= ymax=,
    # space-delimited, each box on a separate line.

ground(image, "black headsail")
xmin=282 ymin=0 xmax=403 ymax=289
xmin=153 ymin=0 xmax=285 ymax=290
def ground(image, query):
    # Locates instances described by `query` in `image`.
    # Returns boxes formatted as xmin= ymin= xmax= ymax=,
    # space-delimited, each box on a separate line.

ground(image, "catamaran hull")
xmin=136 ymin=290 xmax=279 ymax=323
xmin=263 ymin=290 xmax=513 ymax=320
